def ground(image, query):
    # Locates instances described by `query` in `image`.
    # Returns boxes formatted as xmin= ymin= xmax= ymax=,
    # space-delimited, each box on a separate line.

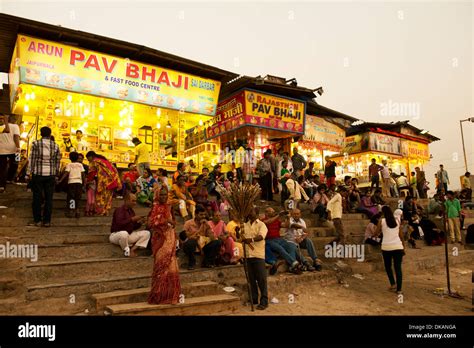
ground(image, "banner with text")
xmin=401 ymin=139 xmax=430 ymax=160
xmin=14 ymin=35 xmax=221 ymax=115
xmin=303 ymin=115 xmax=345 ymax=151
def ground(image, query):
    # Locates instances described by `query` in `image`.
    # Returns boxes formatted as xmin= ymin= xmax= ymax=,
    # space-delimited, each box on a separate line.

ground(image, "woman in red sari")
xmin=86 ymin=151 xmax=121 ymax=216
xmin=148 ymin=186 xmax=181 ymax=304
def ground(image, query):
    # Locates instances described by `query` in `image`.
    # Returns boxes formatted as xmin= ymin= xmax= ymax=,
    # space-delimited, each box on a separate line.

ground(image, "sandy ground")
xmin=235 ymin=262 xmax=473 ymax=316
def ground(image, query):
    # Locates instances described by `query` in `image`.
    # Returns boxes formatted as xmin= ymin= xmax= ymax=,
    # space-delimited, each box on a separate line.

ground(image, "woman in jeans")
xmin=376 ymin=206 xmax=405 ymax=294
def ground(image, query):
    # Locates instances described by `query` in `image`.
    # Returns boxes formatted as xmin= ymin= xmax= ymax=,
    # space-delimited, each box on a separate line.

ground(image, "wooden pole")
xmin=442 ymin=212 xmax=452 ymax=294
xmin=240 ymin=223 xmax=254 ymax=311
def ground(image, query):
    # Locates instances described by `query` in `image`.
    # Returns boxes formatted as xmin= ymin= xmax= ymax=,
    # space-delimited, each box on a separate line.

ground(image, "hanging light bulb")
xmin=83 ymin=122 xmax=88 ymax=128
xmin=156 ymin=108 xmax=161 ymax=116
xmin=84 ymin=108 xmax=90 ymax=116
xmin=99 ymin=99 xmax=104 ymax=108
xmin=79 ymin=100 xmax=84 ymax=107
xmin=30 ymin=92 xmax=36 ymax=100
xmin=65 ymin=109 xmax=72 ymax=117
xmin=24 ymin=104 xmax=29 ymax=113
xmin=128 ymin=118 xmax=133 ymax=126
xmin=199 ymin=119 xmax=203 ymax=126
xmin=166 ymin=121 xmax=172 ymax=129
xmin=98 ymin=113 xmax=104 ymax=121
xmin=119 ymin=120 xmax=123 ymax=127
xmin=67 ymin=94 xmax=73 ymax=102
xmin=156 ymin=122 xmax=161 ymax=129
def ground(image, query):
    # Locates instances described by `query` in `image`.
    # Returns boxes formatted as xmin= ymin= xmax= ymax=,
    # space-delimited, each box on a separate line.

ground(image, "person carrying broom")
xmin=217 ymin=182 xmax=268 ymax=311
xmin=242 ymin=208 xmax=269 ymax=310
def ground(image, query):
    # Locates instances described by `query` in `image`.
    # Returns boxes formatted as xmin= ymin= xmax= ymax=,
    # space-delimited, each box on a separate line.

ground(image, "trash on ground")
xmin=223 ymin=286 xmax=235 ymax=293
xmin=352 ymin=274 xmax=365 ymax=280
xmin=270 ymin=297 xmax=279 ymax=304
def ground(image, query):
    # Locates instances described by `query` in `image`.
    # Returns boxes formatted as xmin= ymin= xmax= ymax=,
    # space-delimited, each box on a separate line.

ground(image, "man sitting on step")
xmin=110 ymin=193 xmax=151 ymax=257
xmin=261 ymin=207 xmax=302 ymax=275
xmin=284 ymin=209 xmax=322 ymax=272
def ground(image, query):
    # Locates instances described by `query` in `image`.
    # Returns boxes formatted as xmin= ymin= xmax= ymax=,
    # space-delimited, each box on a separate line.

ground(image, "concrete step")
xmin=36 ymin=243 xmax=123 ymax=261
xmin=1 ymin=216 xmax=113 ymax=227
xmin=372 ymin=249 xmax=474 ymax=273
xmin=26 ymin=256 xmax=153 ymax=286
xmin=92 ymin=280 xmax=220 ymax=313
xmin=4 ymin=232 xmax=111 ymax=245
xmin=105 ymin=294 xmax=240 ymax=316
xmin=26 ymin=264 xmax=244 ymax=301
xmin=0 ymin=202 xmax=150 ymax=218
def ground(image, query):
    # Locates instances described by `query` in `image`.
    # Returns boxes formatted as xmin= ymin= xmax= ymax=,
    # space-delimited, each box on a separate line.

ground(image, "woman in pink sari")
xmin=208 ymin=211 xmax=238 ymax=264
xmin=148 ymin=186 xmax=181 ymax=304
xmin=86 ymin=151 xmax=121 ymax=216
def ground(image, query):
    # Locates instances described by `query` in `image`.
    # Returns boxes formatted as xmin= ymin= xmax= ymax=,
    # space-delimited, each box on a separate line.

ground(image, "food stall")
xmin=331 ymin=122 xmax=439 ymax=185
xmin=9 ymin=34 xmax=221 ymax=171
xmin=203 ymin=89 xmax=306 ymax=172
xmin=291 ymin=114 xmax=346 ymax=174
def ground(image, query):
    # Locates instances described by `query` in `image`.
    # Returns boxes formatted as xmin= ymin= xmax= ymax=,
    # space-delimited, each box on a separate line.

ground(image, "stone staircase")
xmin=1 ymin=185 xmax=473 ymax=315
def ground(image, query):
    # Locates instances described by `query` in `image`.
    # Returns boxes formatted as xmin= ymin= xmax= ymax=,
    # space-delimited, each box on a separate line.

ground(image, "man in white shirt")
xmin=242 ymin=208 xmax=268 ymax=310
xmin=0 ymin=114 xmax=21 ymax=193
xmin=72 ymin=130 xmax=89 ymax=152
xmin=381 ymin=160 xmax=391 ymax=198
xmin=327 ymin=186 xmax=346 ymax=245
xmin=285 ymin=209 xmax=322 ymax=271
xmin=285 ymin=174 xmax=310 ymax=209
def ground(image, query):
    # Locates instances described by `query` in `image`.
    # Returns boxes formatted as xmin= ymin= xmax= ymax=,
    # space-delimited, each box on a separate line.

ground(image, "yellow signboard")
xmin=244 ymin=90 xmax=305 ymax=133
xmin=402 ymin=140 xmax=430 ymax=160
xmin=14 ymin=35 xmax=221 ymax=115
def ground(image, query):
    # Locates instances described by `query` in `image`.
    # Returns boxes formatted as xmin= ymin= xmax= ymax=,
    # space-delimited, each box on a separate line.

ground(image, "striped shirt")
xmin=28 ymin=138 xmax=61 ymax=176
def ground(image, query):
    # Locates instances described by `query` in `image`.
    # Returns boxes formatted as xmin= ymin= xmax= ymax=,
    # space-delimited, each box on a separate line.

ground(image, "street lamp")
xmin=459 ymin=117 xmax=474 ymax=172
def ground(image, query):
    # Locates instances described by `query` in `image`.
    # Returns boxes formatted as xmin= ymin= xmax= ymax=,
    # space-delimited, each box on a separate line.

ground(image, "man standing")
xmin=27 ymin=126 xmax=61 ymax=227
xmin=110 ymin=193 xmax=151 ymax=257
xmin=242 ymin=208 xmax=268 ymax=310
xmin=380 ymin=160 xmax=392 ymax=198
xmin=132 ymin=137 xmax=150 ymax=176
xmin=444 ymin=191 xmax=462 ymax=244
xmin=0 ymin=114 xmax=20 ymax=193
xmin=234 ymin=140 xmax=246 ymax=182
xmin=324 ymin=156 xmax=337 ymax=187
xmin=72 ymin=129 xmax=88 ymax=152
xmin=436 ymin=164 xmax=450 ymax=192
xmin=291 ymin=148 xmax=306 ymax=177
xmin=368 ymin=158 xmax=382 ymax=191
xmin=258 ymin=150 xmax=273 ymax=201
xmin=304 ymin=162 xmax=315 ymax=180
xmin=461 ymin=172 xmax=472 ymax=200
xmin=415 ymin=166 xmax=427 ymax=198
xmin=326 ymin=186 xmax=345 ymax=245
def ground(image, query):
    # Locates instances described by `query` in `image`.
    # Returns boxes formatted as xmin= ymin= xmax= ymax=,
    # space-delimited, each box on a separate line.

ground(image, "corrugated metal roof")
xmin=0 ymin=13 xmax=239 ymax=83
xmin=347 ymin=120 xmax=440 ymax=142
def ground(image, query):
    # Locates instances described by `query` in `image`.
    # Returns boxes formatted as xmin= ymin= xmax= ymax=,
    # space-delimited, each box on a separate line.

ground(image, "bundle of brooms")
xmin=216 ymin=182 xmax=261 ymax=311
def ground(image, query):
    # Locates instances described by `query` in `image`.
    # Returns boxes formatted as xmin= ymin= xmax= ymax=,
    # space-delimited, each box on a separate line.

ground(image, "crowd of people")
xmin=1 ymin=119 xmax=472 ymax=307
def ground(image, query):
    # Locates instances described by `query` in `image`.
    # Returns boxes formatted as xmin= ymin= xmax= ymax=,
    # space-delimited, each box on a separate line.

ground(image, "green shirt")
xmin=280 ymin=168 xmax=290 ymax=184
xmin=444 ymin=199 xmax=461 ymax=218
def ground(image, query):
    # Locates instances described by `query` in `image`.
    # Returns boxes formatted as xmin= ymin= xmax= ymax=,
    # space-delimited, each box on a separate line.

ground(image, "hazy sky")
xmin=1 ymin=0 xmax=472 ymax=189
